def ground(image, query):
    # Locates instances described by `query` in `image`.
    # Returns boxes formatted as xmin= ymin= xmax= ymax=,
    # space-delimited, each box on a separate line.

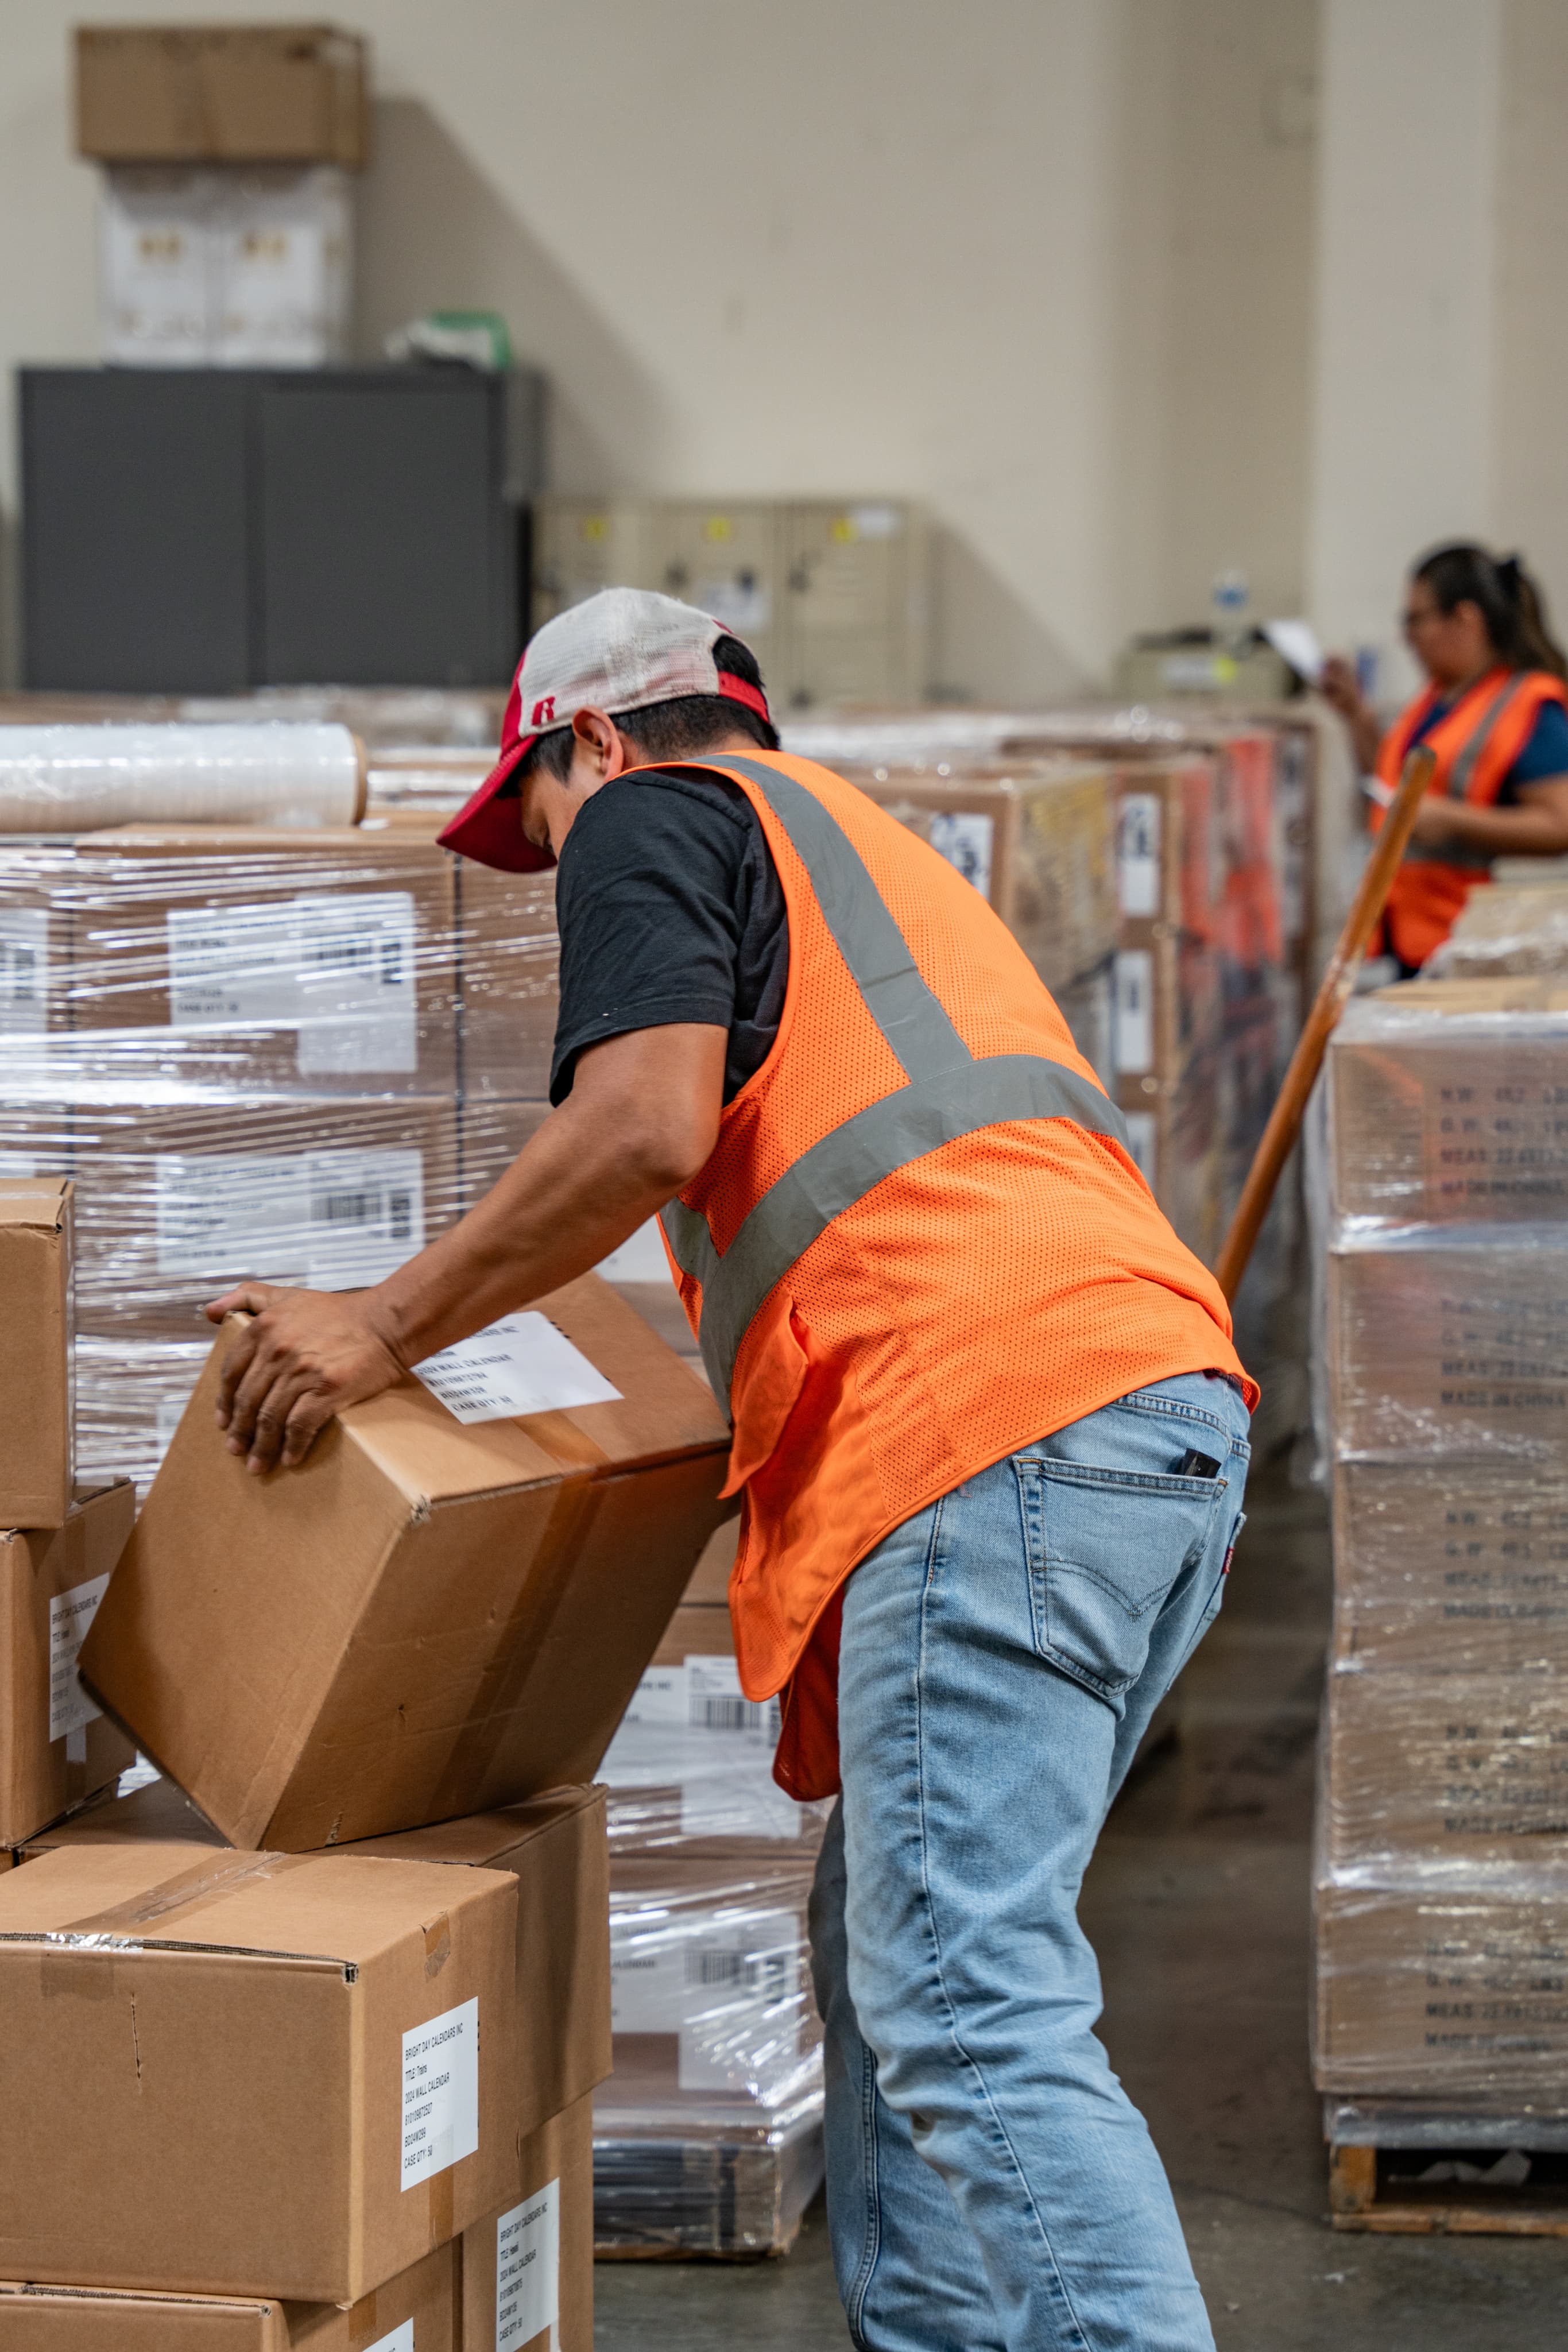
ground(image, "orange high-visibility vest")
xmin=655 ymin=752 xmax=1253 ymax=1801
xmin=1376 ymin=667 xmax=1568 ymax=968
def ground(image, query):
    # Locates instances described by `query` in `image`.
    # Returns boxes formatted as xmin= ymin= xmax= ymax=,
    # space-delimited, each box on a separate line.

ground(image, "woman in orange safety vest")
xmin=1322 ymin=543 xmax=1568 ymax=971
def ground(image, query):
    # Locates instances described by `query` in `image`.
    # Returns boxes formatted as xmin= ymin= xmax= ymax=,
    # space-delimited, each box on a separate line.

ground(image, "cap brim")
xmin=436 ymin=736 xmax=556 ymax=872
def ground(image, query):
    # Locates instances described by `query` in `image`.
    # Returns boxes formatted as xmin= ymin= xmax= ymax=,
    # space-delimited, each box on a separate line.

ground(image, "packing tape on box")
xmin=0 ymin=724 xmax=366 ymax=832
xmin=24 ymin=1848 xmax=315 ymax=1948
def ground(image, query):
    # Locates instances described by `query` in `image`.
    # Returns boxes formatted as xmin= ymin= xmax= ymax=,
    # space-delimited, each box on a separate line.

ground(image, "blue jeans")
xmin=808 ymin=1372 xmax=1250 ymax=2352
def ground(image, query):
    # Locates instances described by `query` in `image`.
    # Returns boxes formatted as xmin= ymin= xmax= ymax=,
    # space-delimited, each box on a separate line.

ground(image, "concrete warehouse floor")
xmin=595 ymin=1466 xmax=1568 ymax=2351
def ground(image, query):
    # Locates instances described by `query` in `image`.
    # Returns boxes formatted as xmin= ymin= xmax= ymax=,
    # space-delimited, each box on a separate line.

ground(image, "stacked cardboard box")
xmin=1317 ymin=988 xmax=1568 ymax=2099
xmin=0 ymin=1179 xmax=135 ymax=1847
xmin=846 ymin=757 xmax=1118 ymax=1084
xmin=76 ymin=24 xmax=369 ymax=367
xmin=0 ymin=826 xmax=481 ymax=1493
xmin=592 ymin=1518 xmax=828 ymax=2254
xmin=0 ymin=1238 xmax=729 ymax=2326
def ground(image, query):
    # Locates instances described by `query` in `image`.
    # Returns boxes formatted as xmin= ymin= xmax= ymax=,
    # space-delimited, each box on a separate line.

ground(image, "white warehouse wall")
xmin=0 ymin=0 xmax=1323 ymax=698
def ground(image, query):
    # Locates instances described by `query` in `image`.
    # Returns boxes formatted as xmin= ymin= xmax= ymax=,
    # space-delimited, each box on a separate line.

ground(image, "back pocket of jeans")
xmin=1017 ymin=1460 xmax=1227 ymax=1699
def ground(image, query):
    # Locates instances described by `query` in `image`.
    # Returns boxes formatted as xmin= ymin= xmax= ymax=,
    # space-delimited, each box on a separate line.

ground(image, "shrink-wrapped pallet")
xmin=1317 ymin=986 xmax=1568 ymax=2106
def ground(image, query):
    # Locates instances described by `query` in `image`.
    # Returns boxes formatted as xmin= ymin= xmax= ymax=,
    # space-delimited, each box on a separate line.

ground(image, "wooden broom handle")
xmin=1211 ymin=744 xmax=1437 ymax=1303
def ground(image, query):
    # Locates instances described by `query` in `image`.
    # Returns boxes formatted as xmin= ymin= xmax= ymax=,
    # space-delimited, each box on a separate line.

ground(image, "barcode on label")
xmin=691 ymin=1693 xmax=771 ymax=1732
xmin=684 ymin=1947 xmax=790 ymax=1998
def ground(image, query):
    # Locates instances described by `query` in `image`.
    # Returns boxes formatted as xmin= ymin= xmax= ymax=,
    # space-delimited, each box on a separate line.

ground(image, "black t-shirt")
xmin=548 ymin=768 xmax=789 ymax=1107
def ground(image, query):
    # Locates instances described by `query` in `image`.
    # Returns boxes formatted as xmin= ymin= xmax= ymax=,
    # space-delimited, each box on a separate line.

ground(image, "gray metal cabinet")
xmin=21 ymin=366 xmax=539 ymax=694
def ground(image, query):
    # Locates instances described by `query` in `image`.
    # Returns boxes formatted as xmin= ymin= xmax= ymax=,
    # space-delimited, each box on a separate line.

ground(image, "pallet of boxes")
xmin=1317 ymin=903 xmax=1568 ymax=2230
xmin=0 ymin=1171 xmax=734 ymax=2341
xmin=0 ymin=718 xmax=792 ymax=2330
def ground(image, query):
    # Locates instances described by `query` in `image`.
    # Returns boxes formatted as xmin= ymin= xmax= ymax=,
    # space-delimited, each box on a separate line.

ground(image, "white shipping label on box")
xmin=167 ymin=892 xmax=417 ymax=1074
xmin=496 ymin=2180 xmax=560 ymax=2352
xmin=927 ymin=811 xmax=994 ymax=901
xmin=0 ymin=908 xmax=50 ymax=1034
xmin=1113 ymin=950 xmax=1155 ymax=1077
xmin=49 ymin=1575 xmax=111 ymax=1743
xmin=1118 ymin=794 xmax=1163 ymax=918
xmin=156 ymin=1148 xmax=424 ymax=1289
xmin=401 ymin=1997 xmax=479 ymax=2189
xmin=415 ymin=1312 xmax=621 ymax=1424
xmin=365 ymin=2327 xmax=414 ymax=2352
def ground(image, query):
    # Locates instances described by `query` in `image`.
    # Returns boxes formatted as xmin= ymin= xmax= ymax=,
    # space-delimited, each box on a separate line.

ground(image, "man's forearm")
xmin=368 ymin=1097 xmax=679 ymax=1367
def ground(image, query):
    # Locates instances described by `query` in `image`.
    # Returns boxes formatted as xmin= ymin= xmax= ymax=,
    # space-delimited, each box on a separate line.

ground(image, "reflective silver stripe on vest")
xmin=1404 ymin=675 xmax=1526 ymax=870
xmin=659 ymin=755 xmax=1130 ymax=1405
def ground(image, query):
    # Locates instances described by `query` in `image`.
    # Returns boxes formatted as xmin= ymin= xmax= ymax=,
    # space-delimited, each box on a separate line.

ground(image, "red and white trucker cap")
xmin=438 ymin=586 xmax=772 ymax=873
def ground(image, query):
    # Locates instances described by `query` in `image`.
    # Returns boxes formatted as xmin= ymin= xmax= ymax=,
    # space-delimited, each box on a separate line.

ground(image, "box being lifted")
xmin=81 ymin=1277 xmax=731 ymax=1848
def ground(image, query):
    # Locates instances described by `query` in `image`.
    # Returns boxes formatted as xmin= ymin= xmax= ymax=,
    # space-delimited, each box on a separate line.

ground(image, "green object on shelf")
xmin=385 ymin=309 xmax=513 ymax=371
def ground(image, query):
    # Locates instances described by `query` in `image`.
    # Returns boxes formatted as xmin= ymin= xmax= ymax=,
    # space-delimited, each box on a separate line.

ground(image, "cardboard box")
xmin=454 ymin=864 xmax=559 ymax=1103
xmin=1328 ymin=1229 xmax=1568 ymax=1460
xmin=0 ymin=2241 xmax=456 ymax=2346
xmin=346 ymin=1789 xmax=613 ymax=2136
xmin=1114 ymin=759 xmax=1220 ymax=938
xmin=1332 ymin=1458 xmax=1568 ymax=1674
xmin=31 ymin=1782 xmax=613 ymax=2150
xmin=1325 ymin=1665 xmax=1568 ymax=1865
xmin=1314 ymin=1877 xmax=1568 ymax=2096
xmin=856 ymin=763 xmax=1117 ymax=996
xmin=81 ymin=1278 xmax=731 ymax=1848
xmin=460 ymin=2095 xmax=594 ymax=2352
xmin=68 ymin=1092 xmax=459 ymax=1341
xmin=1332 ymin=995 xmax=1568 ymax=1225
xmin=76 ymin=25 xmax=370 ymax=167
xmin=0 ymin=1178 xmax=74 ymax=1527
xmin=68 ymin=829 xmax=456 ymax=1096
xmin=0 ymin=1842 xmax=518 ymax=2300
xmin=1 ymin=1484 xmax=136 ymax=1847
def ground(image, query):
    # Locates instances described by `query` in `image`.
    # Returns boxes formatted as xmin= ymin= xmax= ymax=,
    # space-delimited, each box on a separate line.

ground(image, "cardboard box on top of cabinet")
xmin=1 ymin=1483 xmax=136 ymax=1848
xmin=0 ymin=2238 xmax=456 ymax=2346
xmin=80 ymin=1277 xmax=732 ymax=1848
xmin=76 ymin=24 xmax=370 ymax=168
xmin=0 ymin=1840 xmax=517 ymax=2302
xmin=0 ymin=1178 xmax=75 ymax=1529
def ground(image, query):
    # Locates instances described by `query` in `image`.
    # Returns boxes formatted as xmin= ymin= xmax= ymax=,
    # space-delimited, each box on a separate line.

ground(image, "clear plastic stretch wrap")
xmin=1317 ymin=985 xmax=1568 ymax=2103
xmin=1428 ymin=883 xmax=1568 ymax=978
xmin=0 ymin=724 xmax=365 ymax=832
xmin=600 ymin=1851 xmax=823 ymax=2130
xmin=0 ymin=819 xmax=561 ymax=1495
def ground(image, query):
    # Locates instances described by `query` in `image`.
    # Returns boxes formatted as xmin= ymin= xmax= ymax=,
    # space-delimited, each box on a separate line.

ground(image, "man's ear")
xmin=570 ymin=706 xmax=629 ymax=781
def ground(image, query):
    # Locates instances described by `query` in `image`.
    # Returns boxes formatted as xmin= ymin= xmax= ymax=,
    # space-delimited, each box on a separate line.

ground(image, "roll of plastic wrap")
xmin=0 ymin=724 xmax=366 ymax=833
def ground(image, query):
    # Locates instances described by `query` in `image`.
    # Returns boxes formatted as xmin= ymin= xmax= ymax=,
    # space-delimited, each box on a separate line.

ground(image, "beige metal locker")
xmin=782 ymin=500 xmax=930 ymax=709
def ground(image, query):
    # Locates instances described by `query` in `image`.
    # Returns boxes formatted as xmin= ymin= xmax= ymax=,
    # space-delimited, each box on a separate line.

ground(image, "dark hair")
xmin=521 ymin=633 xmax=779 ymax=783
xmin=1413 ymin=541 xmax=1568 ymax=680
